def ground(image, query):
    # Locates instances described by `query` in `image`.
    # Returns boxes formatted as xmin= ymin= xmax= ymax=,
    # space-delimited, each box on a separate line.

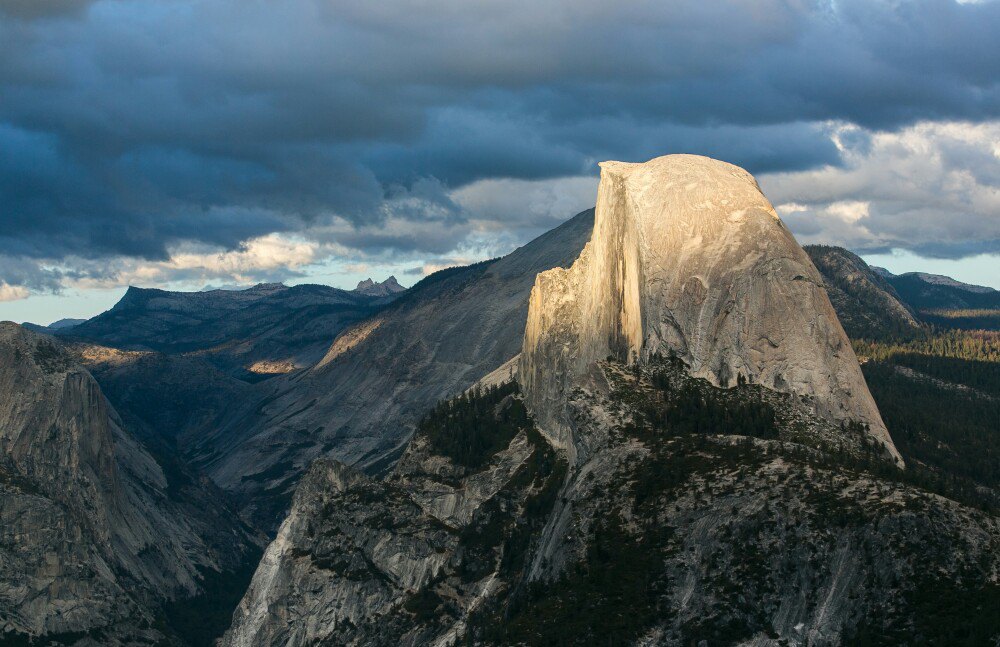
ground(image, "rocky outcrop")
xmin=0 ymin=323 xmax=259 ymax=644
xmin=222 ymin=459 xmax=457 ymax=647
xmin=519 ymin=155 xmax=901 ymax=464
xmin=355 ymin=276 xmax=407 ymax=297
xmin=223 ymin=386 xmax=553 ymax=647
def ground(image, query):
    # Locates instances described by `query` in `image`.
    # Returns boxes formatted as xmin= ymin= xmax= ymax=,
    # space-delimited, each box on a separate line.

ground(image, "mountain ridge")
xmin=878 ymin=269 xmax=997 ymax=294
xmin=197 ymin=210 xmax=595 ymax=529
xmin=804 ymin=245 xmax=922 ymax=340
xmin=60 ymin=282 xmax=400 ymax=380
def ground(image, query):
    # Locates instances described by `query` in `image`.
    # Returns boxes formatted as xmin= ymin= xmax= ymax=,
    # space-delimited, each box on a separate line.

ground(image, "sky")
xmin=1 ymin=0 xmax=999 ymax=324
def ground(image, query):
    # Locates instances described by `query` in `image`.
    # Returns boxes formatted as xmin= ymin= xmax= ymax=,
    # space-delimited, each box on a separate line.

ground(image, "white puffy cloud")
xmin=0 ymin=282 xmax=29 ymax=302
xmin=55 ymin=234 xmax=325 ymax=290
xmin=761 ymin=121 xmax=1000 ymax=257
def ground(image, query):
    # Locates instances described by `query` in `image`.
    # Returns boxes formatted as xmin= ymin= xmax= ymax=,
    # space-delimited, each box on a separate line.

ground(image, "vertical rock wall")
xmin=519 ymin=155 xmax=901 ymax=465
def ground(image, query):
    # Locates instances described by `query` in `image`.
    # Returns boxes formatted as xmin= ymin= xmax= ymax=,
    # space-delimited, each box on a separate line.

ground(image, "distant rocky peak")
xmin=110 ymin=284 xmax=158 ymax=310
xmin=908 ymin=272 xmax=996 ymax=294
xmin=519 ymin=154 xmax=902 ymax=465
xmin=354 ymin=275 xmax=406 ymax=296
xmin=248 ymin=281 xmax=287 ymax=292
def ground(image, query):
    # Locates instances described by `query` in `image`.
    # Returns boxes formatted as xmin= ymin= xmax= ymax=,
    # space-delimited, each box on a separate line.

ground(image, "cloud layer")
xmin=763 ymin=121 xmax=1000 ymax=258
xmin=1 ymin=0 xmax=999 ymax=294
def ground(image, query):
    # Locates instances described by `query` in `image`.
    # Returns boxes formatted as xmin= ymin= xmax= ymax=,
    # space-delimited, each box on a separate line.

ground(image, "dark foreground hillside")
xmin=223 ymin=358 xmax=1000 ymax=645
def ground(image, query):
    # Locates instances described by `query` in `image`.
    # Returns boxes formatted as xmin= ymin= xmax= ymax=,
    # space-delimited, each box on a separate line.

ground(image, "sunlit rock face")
xmin=520 ymin=154 xmax=901 ymax=465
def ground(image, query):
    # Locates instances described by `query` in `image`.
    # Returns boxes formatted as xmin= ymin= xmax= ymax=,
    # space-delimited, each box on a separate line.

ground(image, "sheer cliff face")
xmin=520 ymin=155 xmax=901 ymax=464
xmin=0 ymin=326 xmax=135 ymax=638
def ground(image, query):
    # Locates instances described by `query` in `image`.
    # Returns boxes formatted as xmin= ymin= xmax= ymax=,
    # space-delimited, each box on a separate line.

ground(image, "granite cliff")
xmin=354 ymin=276 xmax=407 ymax=297
xmin=223 ymin=359 xmax=998 ymax=646
xmin=520 ymin=155 xmax=900 ymax=465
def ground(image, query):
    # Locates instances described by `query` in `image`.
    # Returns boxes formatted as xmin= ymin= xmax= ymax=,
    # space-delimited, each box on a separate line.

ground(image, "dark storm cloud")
xmin=0 ymin=255 xmax=64 ymax=292
xmin=1 ymin=0 xmax=1000 ymax=290
xmin=0 ymin=0 xmax=94 ymax=19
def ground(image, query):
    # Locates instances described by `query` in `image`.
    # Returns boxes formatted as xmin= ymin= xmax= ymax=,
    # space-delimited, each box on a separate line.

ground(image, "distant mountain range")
xmin=874 ymin=267 xmax=997 ymax=294
xmin=20 ymin=317 xmax=86 ymax=334
xmin=43 ymin=279 xmax=407 ymax=380
xmin=876 ymin=267 xmax=999 ymax=303
xmin=805 ymin=247 xmax=1000 ymax=334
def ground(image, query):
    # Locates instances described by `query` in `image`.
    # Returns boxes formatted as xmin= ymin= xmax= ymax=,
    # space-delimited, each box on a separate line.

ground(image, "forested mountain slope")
xmin=804 ymin=245 xmax=922 ymax=340
xmin=880 ymin=269 xmax=1000 ymax=330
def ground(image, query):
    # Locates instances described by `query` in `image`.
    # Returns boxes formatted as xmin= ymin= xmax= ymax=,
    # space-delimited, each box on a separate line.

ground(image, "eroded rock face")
xmin=223 ymin=414 xmax=551 ymax=647
xmin=354 ymin=275 xmax=407 ymax=297
xmin=520 ymin=155 xmax=901 ymax=464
